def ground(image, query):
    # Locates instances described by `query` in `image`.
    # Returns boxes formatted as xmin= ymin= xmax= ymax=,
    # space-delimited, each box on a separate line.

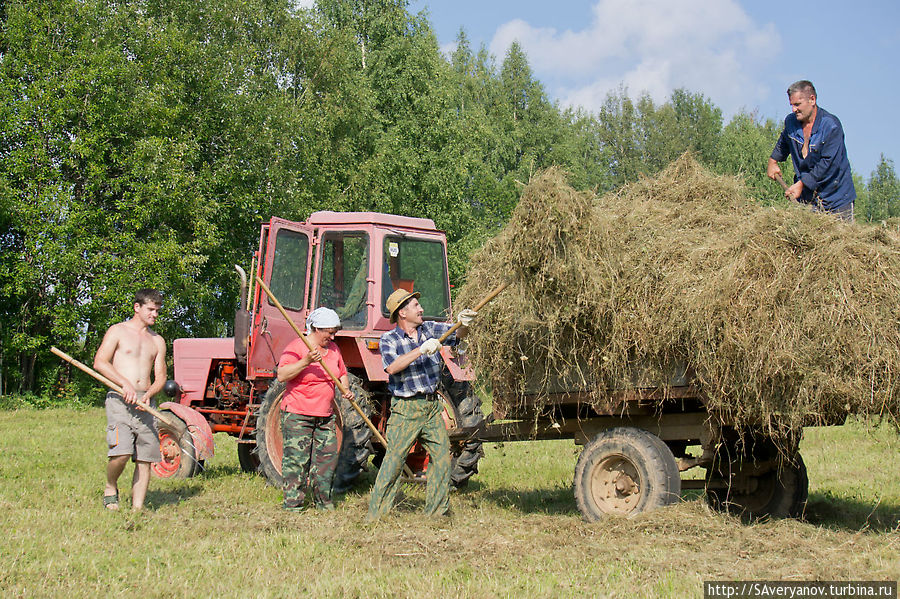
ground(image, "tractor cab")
xmin=244 ymin=212 xmax=455 ymax=384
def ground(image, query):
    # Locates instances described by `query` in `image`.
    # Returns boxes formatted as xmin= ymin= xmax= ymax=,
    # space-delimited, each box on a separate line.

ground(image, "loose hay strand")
xmin=458 ymin=156 xmax=900 ymax=444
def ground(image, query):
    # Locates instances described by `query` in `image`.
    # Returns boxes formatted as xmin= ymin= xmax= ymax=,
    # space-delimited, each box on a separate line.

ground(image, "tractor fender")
xmin=440 ymin=347 xmax=474 ymax=382
xmin=159 ymin=402 xmax=215 ymax=461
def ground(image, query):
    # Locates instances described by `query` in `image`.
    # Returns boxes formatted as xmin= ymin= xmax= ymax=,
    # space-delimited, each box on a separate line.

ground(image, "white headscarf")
xmin=306 ymin=307 xmax=341 ymax=333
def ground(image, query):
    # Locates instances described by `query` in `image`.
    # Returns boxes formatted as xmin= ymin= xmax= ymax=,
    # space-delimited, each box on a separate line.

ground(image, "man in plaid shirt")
xmin=368 ymin=288 xmax=476 ymax=519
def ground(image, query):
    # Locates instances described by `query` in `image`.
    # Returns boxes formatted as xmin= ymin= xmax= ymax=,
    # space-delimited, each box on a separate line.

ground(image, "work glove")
xmin=419 ymin=338 xmax=441 ymax=356
xmin=456 ymin=308 xmax=478 ymax=327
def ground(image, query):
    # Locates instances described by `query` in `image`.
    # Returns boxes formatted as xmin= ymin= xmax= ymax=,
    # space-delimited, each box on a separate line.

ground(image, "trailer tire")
xmin=574 ymin=427 xmax=681 ymax=520
xmin=332 ymin=374 xmax=374 ymax=494
xmin=440 ymin=368 xmax=484 ymax=488
xmin=706 ymin=442 xmax=808 ymax=519
xmin=151 ymin=412 xmax=198 ymax=479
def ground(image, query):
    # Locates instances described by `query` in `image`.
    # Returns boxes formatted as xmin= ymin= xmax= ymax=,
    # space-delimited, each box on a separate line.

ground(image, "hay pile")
xmin=457 ymin=155 xmax=900 ymax=436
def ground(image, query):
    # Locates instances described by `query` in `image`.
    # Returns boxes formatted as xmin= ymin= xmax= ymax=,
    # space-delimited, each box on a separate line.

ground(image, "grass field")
xmin=0 ymin=408 xmax=897 ymax=598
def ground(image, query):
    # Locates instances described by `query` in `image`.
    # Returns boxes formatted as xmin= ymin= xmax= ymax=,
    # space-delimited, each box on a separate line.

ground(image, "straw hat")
xmin=385 ymin=288 xmax=420 ymax=323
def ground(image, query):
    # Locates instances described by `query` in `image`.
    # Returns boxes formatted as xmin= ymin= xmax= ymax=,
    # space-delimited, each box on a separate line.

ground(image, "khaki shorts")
xmin=105 ymin=391 xmax=161 ymax=463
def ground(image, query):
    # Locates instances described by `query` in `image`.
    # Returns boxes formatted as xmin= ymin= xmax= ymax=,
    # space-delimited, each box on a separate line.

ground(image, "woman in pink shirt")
xmin=277 ymin=307 xmax=354 ymax=510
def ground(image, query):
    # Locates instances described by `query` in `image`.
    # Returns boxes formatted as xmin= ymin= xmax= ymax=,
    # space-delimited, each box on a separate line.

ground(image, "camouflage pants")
xmin=281 ymin=411 xmax=338 ymax=509
xmin=368 ymin=396 xmax=451 ymax=518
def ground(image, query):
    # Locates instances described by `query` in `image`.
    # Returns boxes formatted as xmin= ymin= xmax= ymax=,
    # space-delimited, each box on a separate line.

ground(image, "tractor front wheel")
xmin=151 ymin=412 xmax=197 ymax=479
xmin=237 ymin=442 xmax=259 ymax=473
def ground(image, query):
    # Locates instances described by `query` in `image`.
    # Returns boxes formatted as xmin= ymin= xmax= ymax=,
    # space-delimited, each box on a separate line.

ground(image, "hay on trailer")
xmin=457 ymin=155 xmax=900 ymax=439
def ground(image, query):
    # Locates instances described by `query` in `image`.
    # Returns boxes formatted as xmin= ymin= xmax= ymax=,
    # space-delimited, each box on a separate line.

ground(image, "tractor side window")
xmin=268 ymin=229 xmax=309 ymax=311
xmin=316 ymin=233 xmax=369 ymax=330
xmin=382 ymin=237 xmax=450 ymax=321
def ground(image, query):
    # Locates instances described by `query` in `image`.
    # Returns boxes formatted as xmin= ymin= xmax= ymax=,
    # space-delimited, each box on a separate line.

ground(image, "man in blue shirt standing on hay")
xmin=767 ymin=80 xmax=856 ymax=221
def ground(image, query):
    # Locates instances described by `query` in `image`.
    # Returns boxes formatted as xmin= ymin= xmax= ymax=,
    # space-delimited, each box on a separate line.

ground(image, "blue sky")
xmin=405 ymin=0 xmax=898 ymax=179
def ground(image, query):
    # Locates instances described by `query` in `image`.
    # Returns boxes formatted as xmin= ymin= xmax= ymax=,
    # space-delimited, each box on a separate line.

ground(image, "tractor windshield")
xmin=381 ymin=236 xmax=450 ymax=322
xmin=316 ymin=232 xmax=369 ymax=329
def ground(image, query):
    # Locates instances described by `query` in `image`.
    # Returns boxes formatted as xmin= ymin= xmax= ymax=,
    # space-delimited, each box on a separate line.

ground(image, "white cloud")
xmin=488 ymin=0 xmax=781 ymax=115
xmin=440 ymin=41 xmax=458 ymax=59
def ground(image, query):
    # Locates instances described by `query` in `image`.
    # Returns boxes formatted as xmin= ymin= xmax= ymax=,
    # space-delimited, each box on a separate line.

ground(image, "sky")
xmin=402 ymin=0 xmax=898 ymax=179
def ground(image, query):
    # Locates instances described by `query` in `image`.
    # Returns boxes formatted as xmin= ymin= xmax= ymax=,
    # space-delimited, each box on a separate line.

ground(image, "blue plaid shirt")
xmin=380 ymin=321 xmax=457 ymax=397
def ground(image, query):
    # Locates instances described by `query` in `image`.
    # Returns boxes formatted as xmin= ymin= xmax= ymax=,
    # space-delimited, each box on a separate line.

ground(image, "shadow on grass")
xmin=198 ymin=464 xmax=245 ymax=479
xmin=145 ymin=483 xmax=203 ymax=510
xmin=473 ymin=484 xmax=577 ymax=515
xmin=804 ymin=491 xmax=900 ymax=533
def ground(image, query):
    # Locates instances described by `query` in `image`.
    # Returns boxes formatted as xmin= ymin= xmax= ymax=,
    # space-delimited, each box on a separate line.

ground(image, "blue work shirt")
xmin=771 ymin=106 xmax=856 ymax=212
xmin=380 ymin=321 xmax=457 ymax=397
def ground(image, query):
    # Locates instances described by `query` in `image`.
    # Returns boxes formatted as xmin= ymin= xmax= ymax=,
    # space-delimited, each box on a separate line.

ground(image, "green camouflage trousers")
xmin=368 ymin=396 xmax=451 ymax=518
xmin=281 ymin=411 xmax=338 ymax=509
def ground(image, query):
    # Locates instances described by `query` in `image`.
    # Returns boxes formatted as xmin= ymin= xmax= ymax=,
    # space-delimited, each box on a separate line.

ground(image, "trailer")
xmin=448 ymin=364 xmax=836 ymax=521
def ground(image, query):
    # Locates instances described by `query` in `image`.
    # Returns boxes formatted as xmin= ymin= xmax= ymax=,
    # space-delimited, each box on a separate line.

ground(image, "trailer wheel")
xmin=237 ymin=443 xmax=259 ymax=473
xmin=151 ymin=412 xmax=197 ymax=479
xmin=706 ymin=444 xmax=808 ymax=519
xmin=574 ymin=427 xmax=680 ymax=520
xmin=440 ymin=367 xmax=485 ymax=489
xmin=255 ymin=381 xmax=349 ymax=488
xmin=332 ymin=374 xmax=374 ymax=494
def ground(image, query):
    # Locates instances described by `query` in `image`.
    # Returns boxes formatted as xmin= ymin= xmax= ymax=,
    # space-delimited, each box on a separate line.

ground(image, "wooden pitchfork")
xmin=438 ymin=281 xmax=508 ymax=344
xmin=50 ymin=346 xmax=179 ymax=428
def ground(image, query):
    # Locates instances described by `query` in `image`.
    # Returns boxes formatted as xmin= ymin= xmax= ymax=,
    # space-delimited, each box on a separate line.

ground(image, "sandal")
xmin=103 ymin=493 xmax=119 ymax=511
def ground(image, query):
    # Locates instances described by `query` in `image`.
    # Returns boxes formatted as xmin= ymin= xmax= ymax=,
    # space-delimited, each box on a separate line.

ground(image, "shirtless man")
xmin=93 ymin=289 xmax=167 ymax=511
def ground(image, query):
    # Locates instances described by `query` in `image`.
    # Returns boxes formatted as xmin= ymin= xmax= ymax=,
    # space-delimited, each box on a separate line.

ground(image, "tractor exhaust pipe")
xmin=235 ymin=264 xmax=249 ymax=308
xmin=234 ymin=265 xmax=250 ymax=363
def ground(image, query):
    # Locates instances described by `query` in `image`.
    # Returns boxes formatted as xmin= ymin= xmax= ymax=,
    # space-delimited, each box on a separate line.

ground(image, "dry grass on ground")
xmin=0 ymin=408 xmax=897 ymax=598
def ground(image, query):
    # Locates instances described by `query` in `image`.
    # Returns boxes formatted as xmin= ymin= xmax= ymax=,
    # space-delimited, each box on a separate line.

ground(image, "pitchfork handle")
xmin=438 ymin=281 xmax=508 ymax=344
xmin=774 ymin=173 xmax=790 ymax=191
xmin=50 ymin=346 xmax=178 ymax=428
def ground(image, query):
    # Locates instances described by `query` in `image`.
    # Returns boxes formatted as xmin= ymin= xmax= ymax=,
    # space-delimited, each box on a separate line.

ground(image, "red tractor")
xmin=155 ymin=212 xmax=484 ymax=492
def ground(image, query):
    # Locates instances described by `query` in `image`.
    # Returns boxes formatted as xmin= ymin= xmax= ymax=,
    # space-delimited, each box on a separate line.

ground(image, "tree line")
xmin=1 ymin=0 xmax=897 ymax=397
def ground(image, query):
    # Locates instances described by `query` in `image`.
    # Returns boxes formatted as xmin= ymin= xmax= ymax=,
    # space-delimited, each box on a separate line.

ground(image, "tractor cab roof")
xmin=306 ymin=211 xmax=438 ymax=233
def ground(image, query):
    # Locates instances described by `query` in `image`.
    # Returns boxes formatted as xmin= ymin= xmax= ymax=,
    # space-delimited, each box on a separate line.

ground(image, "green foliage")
xmin=715 ymin=110 xmax=793 ymax=204
xmin=0 ymin=0 xmax=894 ymax=399
xmin=593 ymin=87 xmax=723 ymax=189
xmin=856 ymin=155 xmax=900 ymax=223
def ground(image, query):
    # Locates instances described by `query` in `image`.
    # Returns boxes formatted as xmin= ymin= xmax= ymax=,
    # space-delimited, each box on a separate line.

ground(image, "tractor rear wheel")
xmin=151 ymin=412 xmax=197 ymax=479
xmin=706 ymin=439 xmax=808 ymax=519
xmin=332 ymin=374 xmax=374 ymax=493
xmin=441 ymin=367 xmax=484 ymax=488
xmin=254 ymin=381 xmax=350 ymax=488
xmin=254 ymin=382 xmax=286 ymax=486
xmin=573 ymin=427 xmax=680 ymax=520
